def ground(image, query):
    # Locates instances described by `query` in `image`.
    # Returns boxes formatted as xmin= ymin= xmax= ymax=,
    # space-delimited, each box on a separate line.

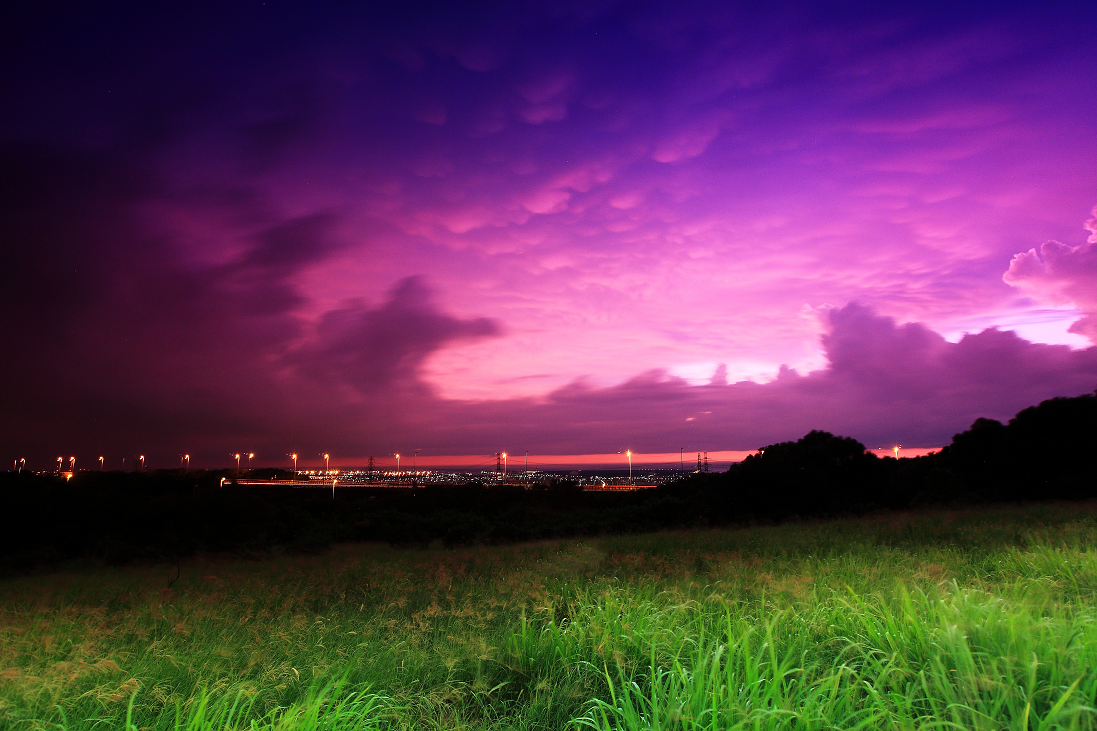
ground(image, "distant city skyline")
xmin=3 ymin=1 xmax=1096 ymax=466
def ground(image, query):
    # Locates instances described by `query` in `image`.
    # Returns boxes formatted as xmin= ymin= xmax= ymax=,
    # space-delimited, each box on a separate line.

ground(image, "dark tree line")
xmin=1 ymin=390 xmax=1094 ymax=572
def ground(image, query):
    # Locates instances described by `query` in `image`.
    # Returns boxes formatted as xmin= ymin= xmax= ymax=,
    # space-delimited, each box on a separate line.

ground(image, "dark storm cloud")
xmin=0 ymin=130 xmax=504 ymax=466
xmin=241 ymin=213 xmax=343 ymax=278
xmin=0 ymin=135 xmax=355 ymax=465
xmin=237 ymin=84 xmax=325 ymax=173
xmin=288 ymin=277 xmax=500 ymax=395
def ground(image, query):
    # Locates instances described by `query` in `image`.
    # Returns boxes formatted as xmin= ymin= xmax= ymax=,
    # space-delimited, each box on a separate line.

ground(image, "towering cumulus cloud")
xmin=430 ymin=304 xmax=1097 ymax=455
xmin=1004 ymin=206 xmax=1097 ymax=343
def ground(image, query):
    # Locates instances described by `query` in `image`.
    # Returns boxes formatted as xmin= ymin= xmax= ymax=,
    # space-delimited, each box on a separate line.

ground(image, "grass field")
xmin=3 ymin=502 xmax=1097 ymax=730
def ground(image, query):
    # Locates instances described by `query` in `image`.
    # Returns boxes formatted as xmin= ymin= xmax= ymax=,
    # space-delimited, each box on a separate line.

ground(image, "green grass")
xmin=3 ymin=502 xmax=1097 ymax=729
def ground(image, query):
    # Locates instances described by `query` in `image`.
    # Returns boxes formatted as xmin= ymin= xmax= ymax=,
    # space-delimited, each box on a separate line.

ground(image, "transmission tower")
xmin=367 ymin=456 xmax=374 ymax=483
xmin=703 ymin=452 xmax=709 ymax=472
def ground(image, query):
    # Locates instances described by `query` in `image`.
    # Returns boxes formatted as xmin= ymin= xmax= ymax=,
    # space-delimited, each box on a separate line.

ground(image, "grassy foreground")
xmin=3 ymin=503 xmax=1097 ymax=730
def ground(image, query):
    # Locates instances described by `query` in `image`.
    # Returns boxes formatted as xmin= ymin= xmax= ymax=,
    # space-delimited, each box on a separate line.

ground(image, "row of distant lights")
xmin=19 ymin=447 xmax=663 ymax=475
xmin=23 ymin=451 xmax=411 ymax=472
xmin=13 ymin=455 xmax=149 ymax=480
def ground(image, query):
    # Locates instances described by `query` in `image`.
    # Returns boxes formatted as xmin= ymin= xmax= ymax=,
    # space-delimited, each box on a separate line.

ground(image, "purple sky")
xmin=3 ymin=1 xmax=1096 ymax=469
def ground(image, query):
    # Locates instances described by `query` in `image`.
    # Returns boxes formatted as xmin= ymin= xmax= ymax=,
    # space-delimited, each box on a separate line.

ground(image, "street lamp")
xmin=323 ymin=453 xmax=330 ymax=472
xmin=290 ymin=453 xmax=298 ymax=472
xmin=626 ymin=450 xmax=632 ymax=485
xmin=69 ymin=456 xmax=75 ymax=472
xmin=139 ymin=455 xmax=145 ymax=470
xmin=247 ymin=453 xmax=255 ymax=468
xmin=18 ymin=458 xmax=25 ymax=473
xmin=234 ymin=453 xmax=241 ymax=470
xmin=395 ymin=453 xmax=400 ymax=477
xmin=893 ymin=445 xmax=900 ymax=459
xmin=56 ymin=457 xmax=62 ymax=472
xmin=99 ymin=456 xmax=104 ymax=470
xmin=184 ymin=454 xmax=190 ymax=469
xmin=501 ymin=452 xmax=507 ymax=483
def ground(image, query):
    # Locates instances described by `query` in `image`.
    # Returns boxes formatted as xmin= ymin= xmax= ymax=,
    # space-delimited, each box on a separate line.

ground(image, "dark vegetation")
xmin=3 ymin=391 xmax=1094 ymax=572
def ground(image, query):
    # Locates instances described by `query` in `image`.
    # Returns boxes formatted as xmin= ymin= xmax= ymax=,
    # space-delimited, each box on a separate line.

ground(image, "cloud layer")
xmin=2 ymin=1 xmax=1096 ymax=467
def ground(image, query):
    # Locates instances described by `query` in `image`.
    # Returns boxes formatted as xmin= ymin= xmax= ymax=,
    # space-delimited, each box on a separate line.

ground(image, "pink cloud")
xmin=517 ymin=70 xmax=576 ymax=124
xmin=1004 ymin=205 xmax=1097 ymax=342
xmin=651 ymin=116 xmax=727 ymax=163
xmin=852 ymin=105 xmax=1009 ymax=135
xmin=519 ymin=102 xmax=569 ymax=124
xmin=519 ymin=188 xmax=571 ymax=215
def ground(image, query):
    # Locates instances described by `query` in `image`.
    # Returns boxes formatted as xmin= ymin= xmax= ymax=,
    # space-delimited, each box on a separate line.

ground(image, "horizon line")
xmin=287 ymin=448 xmax=943 ymax=470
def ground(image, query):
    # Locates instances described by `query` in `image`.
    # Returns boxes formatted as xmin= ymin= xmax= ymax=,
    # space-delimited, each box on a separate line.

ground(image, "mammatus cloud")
xmin=1004 ymin=205 xmax=1097 ymax=342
